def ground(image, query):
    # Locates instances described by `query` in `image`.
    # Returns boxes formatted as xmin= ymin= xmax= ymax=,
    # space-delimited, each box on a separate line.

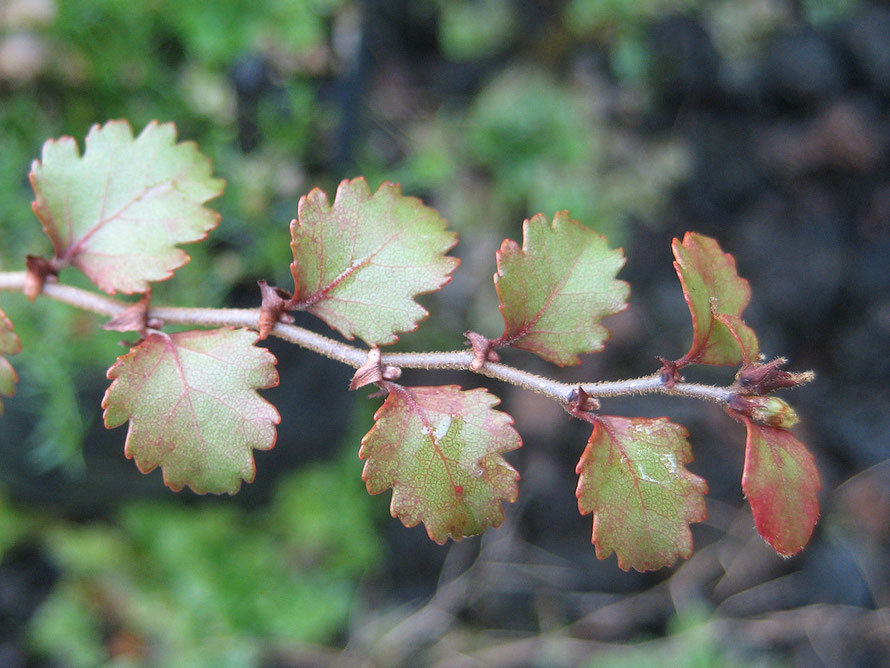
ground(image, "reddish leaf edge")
xmin=467 ymin=212 xmax=629 ymax=368
xmin=102 ymin=327 xmax=280 ymax=496
xmin=29 ymin=120 xmax=225 ymax=296
xmin=359 ymin=381 xmax=521 ymax=544
xmin=285 ymin=177 xmax=460 ymax=346
xmin=670 ymin=231 xmax=755 ymax=370
xmin=490 ymin=213 xmax=629 ymax=360
xmin=0 ymin=304 xmax=23 ymax=414
xmin=574 ymin=414 xmax=708 ymax=572
xmin=737 ymin=417 xmax=821 ymax=557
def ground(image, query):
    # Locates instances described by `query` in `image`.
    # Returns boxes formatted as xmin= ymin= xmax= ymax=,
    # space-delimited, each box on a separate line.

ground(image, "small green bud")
xmin=730 ymin=395 xmax=799 ymax=429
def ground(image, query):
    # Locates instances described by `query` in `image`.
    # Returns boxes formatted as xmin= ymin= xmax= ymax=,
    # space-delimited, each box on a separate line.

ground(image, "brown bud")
xmin=737 ymin=357 xmax=814 ymax=395
xmin=568 ymin=386 xmax=600 ymax=413
xmin=104 ymin=293 xmax=156 ymax=335
xmin=257 ymin=280 xmax=294 ymax=340
xmin=349 ymin=347 xmax=401 ymax=391
xmin=657 ymin=357 xmax=683 ymax=388
xmin=24 ymin=254 xmax=56 ymax=302
xmin=465 ymin=331 xmax=500 ymax=371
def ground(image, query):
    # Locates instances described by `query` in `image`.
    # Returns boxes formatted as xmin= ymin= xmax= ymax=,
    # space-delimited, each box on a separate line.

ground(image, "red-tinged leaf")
xmin=672 ymin=232 xmax=759 ymax=366
xmin=493 ymin=211 xmax=628 ymax=366
xmin=714 ymin=313 xmax=760 ymax=366
xmin=359 ymin=384 xmax=520 ymax=543
xmin=30 ymin=120 xmax=224 ymax=294
xmin=576 ymin=416 xmax=708 ymax=571
xmin=289 ymin=178 xmax=458 ymax=346
xmin=742 ymin=420 xmax=820 ymax=557
xmin=102 ymin=328 xmax=279 ymax=494
xmin=0 ymin=304 xmax=22 ymax=414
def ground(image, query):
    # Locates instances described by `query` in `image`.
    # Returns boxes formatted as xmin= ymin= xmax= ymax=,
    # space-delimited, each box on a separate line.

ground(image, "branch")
xmin=0 ymin=272 xmax=735 ymax=406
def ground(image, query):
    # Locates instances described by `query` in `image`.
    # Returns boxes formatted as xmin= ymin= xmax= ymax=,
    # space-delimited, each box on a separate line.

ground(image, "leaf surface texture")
xmin=360 ymin=384 xmax=520 ymax=542
xmin=576 ymin=416 xmax=707 ymax=571
xmin=103 ymin=328 xmax=279 ymax=494
xmin=30 ymin=120 xmax=224 ymax=294
xmin=672 ymin=232 xmax=759 ymax=365
xmin=742 ymin=421 xmax=820 ymax=556
xmin=494 ymin=212 xmax=628 ymax=365
xmin=290 ymin=178 xmax=458 ymax=345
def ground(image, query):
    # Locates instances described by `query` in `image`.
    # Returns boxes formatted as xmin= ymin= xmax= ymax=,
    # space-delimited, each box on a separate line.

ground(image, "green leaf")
xmin=576 ymin=416 xmax=708 ymax=571
xmin=493 ymin=211 xmax=628 ymax=365
xmin=0 ymin=304 xmax=22 ymax=414
xmin=672 ymin=232 xmax=759 ymax=366
xmin=289 ymin=177 xmax=459 ymax=346
xmin=30 ymin=120 xmax=224 ymax=294
xmin=742 ymin=420 xmax=820 ymax=557
xmin=359 ymin=384 xmax=520 ymax=543
xmin=102 ymin=328 xmax=279 ymax=494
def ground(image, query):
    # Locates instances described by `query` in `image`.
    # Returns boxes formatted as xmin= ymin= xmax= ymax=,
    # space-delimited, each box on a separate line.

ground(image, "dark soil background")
xmin=1 ymin=1 xmax=888 ymax=666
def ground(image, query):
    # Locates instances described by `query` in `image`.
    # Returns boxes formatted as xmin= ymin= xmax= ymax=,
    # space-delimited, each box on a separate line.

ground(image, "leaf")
xmin=30 ymin=120 xmax=224 ymax=294
xmin=672 ymin=232 xmax=759 ymax=366
xmin=493 ymin=211 xmax=628 ymax=366
xmin=359 ymin=384 xmax=520 ymax=543
xmin=289 ymin=178 xmax=458 ymax=345
xmin=0 ymin=304 xmax=22 ymax=415
xmin=742 ymin=420 xmax=820 ymax=557
xmin=575 ymin=416 xmax=708 ymax=571
xmin=102 ymin=328 xmax=280 ymax=494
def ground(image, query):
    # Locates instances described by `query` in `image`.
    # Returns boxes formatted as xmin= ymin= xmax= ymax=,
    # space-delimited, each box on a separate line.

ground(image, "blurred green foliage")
xmin=27 ymin=452 xmax=382 ymax=667
xmin=587 ymin=607 xmax=766 ymax=668
xmin=435 ymin=0 xmax=517 ymax=61
xmin=565 ymin=0 xmax=702 ymax=82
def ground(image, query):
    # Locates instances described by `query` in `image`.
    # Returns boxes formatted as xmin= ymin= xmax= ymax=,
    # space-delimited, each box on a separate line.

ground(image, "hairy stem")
xmin=0 ymin=272 xmax=735 ymax=406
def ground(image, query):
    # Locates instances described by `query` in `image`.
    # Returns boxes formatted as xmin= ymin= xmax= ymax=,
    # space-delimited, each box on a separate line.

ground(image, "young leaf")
xmin=0 ymin=304 xmax=22 ymax=414
xmin=672 ymin=232 xmax=759 ymax=366
xmin=576 ymin=416 xmax=707 ymax=571
xmin=493 ymin=211 xmax=628 ymax=366
xmin=359 ymin=384 xmax=520 ymax=543
xmin=102 ymin=328 xmax=280 ymax=494
xmin=289 ymin=178 xmax=459 ymax=345
xmin=741 ymin=420 xmax=820 ymax=557
xmin=30 ymin=120 xmax=224 ymax=294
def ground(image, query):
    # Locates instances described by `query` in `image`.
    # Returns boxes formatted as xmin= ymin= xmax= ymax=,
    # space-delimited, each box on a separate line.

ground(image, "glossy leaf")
xmin=742 ymin=420 xmax=820 ymax=557
xmin=0 ymin=304 xmax=22 ymax=414
xmin=359 ymin=384 xmax=520 ymax=543
xmin=576 ymin=416 xmax=707 ymax=571
xmin=289 ymin=178 xmax=458 ymax=345
xmin=493 ymin=211 xmax=628 ymax=365
xmin=103 ymin=328 xmax=279 ymax=494
xmin=672 ymin=232 xmax=759 ymax=366
xmin=30 ymin=120 xmax=224 ymax=294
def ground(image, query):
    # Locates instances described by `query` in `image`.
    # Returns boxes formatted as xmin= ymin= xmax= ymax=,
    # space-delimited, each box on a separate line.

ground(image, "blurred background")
xmin=1 ymin=0 xmax=889 ymax=665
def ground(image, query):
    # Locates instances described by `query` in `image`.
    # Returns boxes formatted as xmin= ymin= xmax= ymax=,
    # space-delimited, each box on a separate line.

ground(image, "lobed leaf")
xmin=359 ymin=384 xmax=520 ymax=543
xmin=494 ymin=211 xmax=628 ymax=365
xmin=289 ymin=178 xmax=459 ymax=346
xmin=30 ymin=120 xmax=224 ymax=294
xmin=0 ymin=304 xmax=22 ymax=415
xmin=576 ymin=416 xmax=708 ymax=571
xmin=672 ymin=232 xmax=759 ymax=366
xmin=742 ymin=420 xmax=820 ymax=557
xmin=102 ymin=328 xmax=280 ymax=494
